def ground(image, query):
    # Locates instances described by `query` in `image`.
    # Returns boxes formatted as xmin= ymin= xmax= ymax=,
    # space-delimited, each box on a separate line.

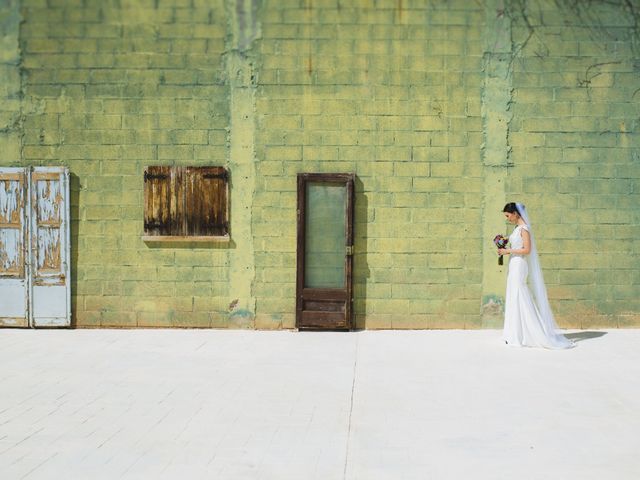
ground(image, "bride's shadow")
xmin=564 ymin=331 xmax=608 ymax=343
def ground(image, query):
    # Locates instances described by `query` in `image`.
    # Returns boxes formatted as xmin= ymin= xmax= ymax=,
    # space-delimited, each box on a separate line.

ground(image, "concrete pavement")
xmin=1 ymin=328 xmax=638 ymax=479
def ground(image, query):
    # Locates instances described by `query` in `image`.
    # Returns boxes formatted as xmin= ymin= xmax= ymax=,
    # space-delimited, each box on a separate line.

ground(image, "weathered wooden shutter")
xmin=0 ymin=168 xmax=28 ymax=327
xmin=30 ymin=167 xmax=71 ymax=327
xmin=144 ymin=166 xmax=174 ymax=236
xmin=185 ymin=167 xmax=229 ymax=236
xmin=144 ymin=166 xmax=229 ymax=239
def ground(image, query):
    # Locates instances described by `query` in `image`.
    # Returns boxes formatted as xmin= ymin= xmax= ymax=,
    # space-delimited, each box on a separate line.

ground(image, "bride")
xmin=498 ymin=203 xmax=574 ymax=349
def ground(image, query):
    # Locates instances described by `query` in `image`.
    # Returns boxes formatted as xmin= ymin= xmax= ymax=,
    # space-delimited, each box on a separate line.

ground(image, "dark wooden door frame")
xmin=296 ymin=173 xmax=355 ymax=331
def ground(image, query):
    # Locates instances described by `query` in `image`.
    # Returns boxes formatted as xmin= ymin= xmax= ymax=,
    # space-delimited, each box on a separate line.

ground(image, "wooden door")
xmin=0 ymin=168 xmax=28 ymax=327
xmin=30 ymin=167 xmax=71 ymax=327
xmin=0 ymin=167 xmax=70 ymax=328
xmin=296 ymin=173 xmax=354 ymax=330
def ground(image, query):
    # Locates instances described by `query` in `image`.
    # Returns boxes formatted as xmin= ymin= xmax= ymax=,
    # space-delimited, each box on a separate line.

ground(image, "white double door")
xmin=0 ymin=167 xmax=70 ymax=328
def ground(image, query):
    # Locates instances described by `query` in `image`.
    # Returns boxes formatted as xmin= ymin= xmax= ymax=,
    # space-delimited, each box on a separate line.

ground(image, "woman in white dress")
xmin=498 ymin=203 xmax=574 ymax=349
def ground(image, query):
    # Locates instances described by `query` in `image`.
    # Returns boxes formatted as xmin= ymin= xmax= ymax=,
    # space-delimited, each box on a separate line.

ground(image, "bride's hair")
xmin=503 ymin=202 xmax=520 ymax=214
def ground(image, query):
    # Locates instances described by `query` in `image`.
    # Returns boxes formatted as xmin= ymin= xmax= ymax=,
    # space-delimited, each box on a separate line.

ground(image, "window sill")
xmin=142 ymin=235 xmax=231 ymax=243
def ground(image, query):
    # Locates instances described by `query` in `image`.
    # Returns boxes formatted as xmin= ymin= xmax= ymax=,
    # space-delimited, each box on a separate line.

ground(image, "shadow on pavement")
xmin=565 ymin=331 xmax=608 ymax=342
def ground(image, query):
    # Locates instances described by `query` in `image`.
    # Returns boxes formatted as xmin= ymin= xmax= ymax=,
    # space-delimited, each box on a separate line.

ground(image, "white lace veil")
xmin=516 ymin=203 xmax=574 ymax=348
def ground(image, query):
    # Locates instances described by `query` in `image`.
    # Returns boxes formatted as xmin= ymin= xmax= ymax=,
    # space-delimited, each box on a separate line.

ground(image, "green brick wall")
xmin=254 ymin=1 xmax=486 ymax=329
xmin=0 ymin=0 xmax=22 ymax=161
xmin=2 ymin=0 xmax=638 ymax=329
xmin=507 ymin=1 xmax=640 ymax=328
xmin=18 ymin=0 xmax=231 ymax=327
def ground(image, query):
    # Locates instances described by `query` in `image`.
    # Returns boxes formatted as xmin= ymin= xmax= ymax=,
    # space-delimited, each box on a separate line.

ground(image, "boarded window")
xmin=143 ymin=166 xmax=229 ymax=240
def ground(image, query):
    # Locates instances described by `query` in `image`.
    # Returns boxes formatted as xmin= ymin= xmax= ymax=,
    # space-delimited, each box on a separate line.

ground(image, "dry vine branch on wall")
xmin=578 ymin=60 xmax=622 ymax=87
xmin=506 ymin=0 xmax=640 ymax=103
xmin=554 ymin=0 xmax=640 ymax=60
xmin=622 ymin=0 xmax=640 ymax=64
xmin=506 ymin=0 xmax=640 ymax=61
xmin=504 ymin=0 xmax=551 ymax=68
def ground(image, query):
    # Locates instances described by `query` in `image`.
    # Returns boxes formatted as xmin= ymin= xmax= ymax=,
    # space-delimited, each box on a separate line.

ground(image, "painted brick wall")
xmin=254 ymin=0 xmax=486 ymax=329
xmin=19 ymin=0 xmax=231 ymax=327
xmin=0 ymin=0 xmax=22 ymax=162
xmin=3 ymin=0 xmax=639 ymax=329
xmin=507 ymin=1 xmax=640 ymax=328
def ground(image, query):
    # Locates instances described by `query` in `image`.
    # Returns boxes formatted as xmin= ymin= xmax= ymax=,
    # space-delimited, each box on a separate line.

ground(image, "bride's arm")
xmin=498 ymin=228 xmax=532 ymax=256
xmin=508 ymin=228 xmax=531 ymax=255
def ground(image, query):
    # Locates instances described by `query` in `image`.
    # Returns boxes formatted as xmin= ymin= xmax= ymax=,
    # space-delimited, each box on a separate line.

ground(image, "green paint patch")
xmin=481 ymin=294 xmax=504 ymax=317
xmin=228 ymin=309 xmax=255 ymax=329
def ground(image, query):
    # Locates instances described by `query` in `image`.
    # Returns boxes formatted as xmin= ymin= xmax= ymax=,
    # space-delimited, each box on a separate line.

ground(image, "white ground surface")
xmin=0 ymin=328 xmax=638 ymax=480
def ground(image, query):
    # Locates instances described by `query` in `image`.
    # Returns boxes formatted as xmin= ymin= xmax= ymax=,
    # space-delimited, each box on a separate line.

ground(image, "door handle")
xmin=346 ymin=245 xmax=354 ymax=255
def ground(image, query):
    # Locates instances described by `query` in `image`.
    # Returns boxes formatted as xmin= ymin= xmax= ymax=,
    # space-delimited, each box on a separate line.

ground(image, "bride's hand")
xmin=497 ymin=248 xmax=508 ymax=255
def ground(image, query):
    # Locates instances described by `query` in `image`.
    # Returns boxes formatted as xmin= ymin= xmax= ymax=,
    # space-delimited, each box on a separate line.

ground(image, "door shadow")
xmin=69 ymin=172 xmax=81 ymax=328
xmin=564 ymin=331 xmax=608 ymax=342
xmin=353 ymin=176 xmax=369 ymax=330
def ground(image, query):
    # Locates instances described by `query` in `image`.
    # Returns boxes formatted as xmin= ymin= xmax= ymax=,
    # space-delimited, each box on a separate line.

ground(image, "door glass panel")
xmin=304 ymin=182 xmax=346 ymax=288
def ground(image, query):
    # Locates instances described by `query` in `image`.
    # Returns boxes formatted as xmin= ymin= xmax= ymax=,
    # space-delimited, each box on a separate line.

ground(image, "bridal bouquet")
xmin=493 ymin=234 xmax=508 ymax=265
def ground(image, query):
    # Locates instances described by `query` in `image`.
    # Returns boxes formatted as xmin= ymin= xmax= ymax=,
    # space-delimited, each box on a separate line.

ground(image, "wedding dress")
xmin=503 ymin=204 xmax=574 ymax=349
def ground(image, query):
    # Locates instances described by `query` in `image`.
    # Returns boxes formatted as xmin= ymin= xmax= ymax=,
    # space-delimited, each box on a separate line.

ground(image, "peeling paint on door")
xmin=0 ymin=175 xmax=24 ymax=277
xmin=33 ymin=177 xmax=63 ymax=276
xmin=0 ymin=229 xmax=22 ymax=273
xmin=0 ymin=167 xmax=70 ymax=328
xmin=0 ymin=169 xmax=27 ymax=327
xmin=37 ymin=228 xmax=61 ymax=272
xmin=31 ymin=169 xmax=70 ymax=326
xmin=0 ymin=180 xmax=21 ymax=224
xmin=36 ymin=180 xmax=61 ymax=223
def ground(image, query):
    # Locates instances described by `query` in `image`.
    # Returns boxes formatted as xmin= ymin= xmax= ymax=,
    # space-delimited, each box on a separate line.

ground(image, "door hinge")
xmin=346 ymin=245 xmax=354 ymax=255
xmin=144 ymin=172 xmax=169 ymax=182
xmin=203 ymin=171 xmax=228 ymax=181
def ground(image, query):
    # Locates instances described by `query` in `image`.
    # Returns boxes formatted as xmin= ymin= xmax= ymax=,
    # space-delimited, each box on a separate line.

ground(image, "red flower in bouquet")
xmin=493 ymin=234 xmax=509 ymax=265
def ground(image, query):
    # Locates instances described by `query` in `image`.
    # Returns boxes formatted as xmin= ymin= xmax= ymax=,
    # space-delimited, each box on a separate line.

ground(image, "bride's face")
xmin=504 ymin=212 xmax=519 ymax=224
